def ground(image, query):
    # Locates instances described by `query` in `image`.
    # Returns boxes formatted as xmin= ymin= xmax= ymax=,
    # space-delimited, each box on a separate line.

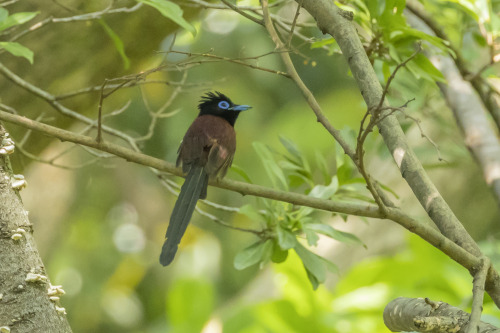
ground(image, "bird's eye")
xmin=218 ymin=101 xmax=230 ymax=109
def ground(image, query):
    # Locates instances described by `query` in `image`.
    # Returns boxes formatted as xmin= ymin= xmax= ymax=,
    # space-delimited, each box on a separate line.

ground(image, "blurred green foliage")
xmin=0 ymin=0 xmax=499 ymax=332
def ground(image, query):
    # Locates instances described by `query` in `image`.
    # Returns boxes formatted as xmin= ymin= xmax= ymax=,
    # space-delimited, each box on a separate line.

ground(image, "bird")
xmin=160 ymin=91 xmax=252 ymax=266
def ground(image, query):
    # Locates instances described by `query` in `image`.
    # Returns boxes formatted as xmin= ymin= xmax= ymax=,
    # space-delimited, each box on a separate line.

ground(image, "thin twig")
xmin=165 ymin=50 xmax=291 ymax=78
xmin=287 ymin=0 xmax=303 ymax=47
xmin=374 ymin=44 xmax=421 ymax=113
xmin=55 ymin=80 xmax=188 ymax=100
xmin=0 ymin=0 xmax=18 ymax=6
xmin=404 ymin=113 xmax=444 ymax=162
xmin=15 ymin=143 xmax=100 ymax=169
xmin=0 ymin=61 xmax=139 ymax=150
xmin=221 ymin=0 xmax=264 ymax=25
xmin=195 ymin=206 xmax=265 ymax=236
xmin=96 ymin=79 xmax=108 ymax=143
xmin=136 ymin=71 xmax=187 ymax=142
xmin=9 ymin=3 xmax=143 ymax=42
xmin=466 ymin=257 xmax=491 ymax=333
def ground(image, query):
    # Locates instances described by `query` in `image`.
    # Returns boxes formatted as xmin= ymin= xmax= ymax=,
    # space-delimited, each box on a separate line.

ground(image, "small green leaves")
xmin=0 ymin=42 xmax=33 ymax=64
xmin=230 ymin=164 xmax=253 ymax=183
xmin=238 ymin=204 xmax=266 ymax=226
xmin=234 ymin=239 xmax=272 ymax=270
xmin=294 ymin=242 xmax=338 ymax=290
xmin=0 ymin=9 xmax=38 ymax=32
xmin=98 ymin=20 xmax=130 ymax=70
xmin=407 ymin=53 xmax=446 ymax=83
xmin=271 ymin=241 xmax=288 ymax=263
xmin=0 ymin=9 xmax=38 ymax=64
xmin=236 ymin=138 xmax=370 ymax=289
xmin=304 ymin=223 xmax=365 ymax=247
xmin=253 ymin=142 xmax=288 ymax=190
xmin=346 ymin=0 xmax=451 ymax=84
xmin=276 ymin=225 xmax=296 ymax=250
xmin=138 ymin=0 xmax=196 ymax=37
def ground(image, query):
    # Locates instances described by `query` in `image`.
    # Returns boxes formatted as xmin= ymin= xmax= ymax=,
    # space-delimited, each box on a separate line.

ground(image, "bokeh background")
xmin=1 ymin=0 xmax=500 ymax=332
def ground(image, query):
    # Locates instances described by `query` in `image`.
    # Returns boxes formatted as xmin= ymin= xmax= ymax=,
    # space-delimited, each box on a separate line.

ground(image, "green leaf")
xmin=305 ymin=223 xmax=365 ymax=247
xmin=406 ymin=53 xmax=446 ymax=83
xmin=440 ymin=0 xmax=478 ymax=20
xmin=279 ymin=136 xmax=304 ymax=165
xmin=378 ymin=182 xmax=400 ymax=199
xmin=253 ymin=142 xmax=288 ymax=190
xmin=230 ymin=164 xmax=253 ymax=183
xmin=99 ymin=19 xmax=130 ymax=70
xmin=0 ymin=10 xmax=38 ymax=32
xmin=308 ymin=177 xmax=339 ymax=199
xmin=271 ymin=241 xmax=288 ymax=263
xmin=315 ymin=150 xmax=332 ymax=184
xmin=294 ymin=242 xmax=326 ymax=289
xmin=138 ymin=0 xmax=196 ymax=36
xmin=0 ymin=42 xmax=33 ymax=64
xmin=166 ymin=279 xmax=214 ymax=333
xmin=238 ymin=204 xmax=265 ymax=224
xmin=234 ymin=240 xmax=272 ymax=270
xmin=0 ymin=8 xmax=8 ymax=22
xmin=277 ymin=226 xmax=296 ymax=250
xmin=336 ymin=161 xmax=353 ymax=185
xmin=323 ymin=257 xmax=339 ymax=274
xmin=279 ymin=160 xmax=304 ymax=172
xmin=304 ymin=228 xmax=319 ymax=246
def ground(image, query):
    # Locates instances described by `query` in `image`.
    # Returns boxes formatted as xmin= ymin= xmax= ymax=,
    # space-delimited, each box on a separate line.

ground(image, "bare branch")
xmin=0 ymin=62 xmax=139 ymax=149
xmin=164 ymin=50 xmax=291 ymax=78
xmin=466 ymin=257 xmax=491 ymax=333
xmin=286 ymin=0 xmax=303 ymax=47
xmin=9 ymin=3 xmax=143 ymax=42
xmin=374 ymin=44 xmax=421 ymax=113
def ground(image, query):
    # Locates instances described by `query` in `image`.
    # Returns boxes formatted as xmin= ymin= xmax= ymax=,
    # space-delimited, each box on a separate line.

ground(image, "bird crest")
xmin=198 ymin=91 xmax=232 ymax=111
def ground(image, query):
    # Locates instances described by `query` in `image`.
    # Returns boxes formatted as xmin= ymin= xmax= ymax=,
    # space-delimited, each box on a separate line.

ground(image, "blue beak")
xmin=230 ymin=104 xmax=252 ymax=111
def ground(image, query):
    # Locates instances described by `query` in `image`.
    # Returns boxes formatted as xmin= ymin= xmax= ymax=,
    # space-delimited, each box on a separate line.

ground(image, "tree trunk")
xmin=0 ymin=125 xmax=72 ymax=333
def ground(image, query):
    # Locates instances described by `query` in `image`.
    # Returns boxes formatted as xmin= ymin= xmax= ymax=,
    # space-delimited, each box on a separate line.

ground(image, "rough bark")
xmin=384 ymin=297 xmax=500 ymax=332
xmin=0 ymin=125 xmax=72 ymax=333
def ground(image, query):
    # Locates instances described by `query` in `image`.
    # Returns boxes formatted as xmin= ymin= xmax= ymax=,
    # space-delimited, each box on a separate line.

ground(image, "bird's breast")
xmin=178 ymin=115 xmax=237 ymax=175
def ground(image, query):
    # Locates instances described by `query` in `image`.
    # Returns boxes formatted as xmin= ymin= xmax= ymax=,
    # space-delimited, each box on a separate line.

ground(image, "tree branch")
xmin=384 ymin=297 xmax=499 ymax=332
xmin=466 ymin=257 xmax=491 ymax=333
xmin=0 ymin=126 xmax=72 ymax=332
xmin=296 ymin=0 xmax=500 ymax=307
xmin=0 ymin=110 xmax=491 ymax=285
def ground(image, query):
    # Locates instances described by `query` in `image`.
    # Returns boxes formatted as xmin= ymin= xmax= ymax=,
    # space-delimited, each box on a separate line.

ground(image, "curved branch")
xmin=0 ymin=110 xmax=489 ymax=282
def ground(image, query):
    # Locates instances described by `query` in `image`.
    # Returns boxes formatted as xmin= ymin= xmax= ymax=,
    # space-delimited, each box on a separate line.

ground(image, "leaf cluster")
xmin=233 ymin=137 xmax=373 ymax=289
xmin=0 ymin=8 xmax=38 ymax=64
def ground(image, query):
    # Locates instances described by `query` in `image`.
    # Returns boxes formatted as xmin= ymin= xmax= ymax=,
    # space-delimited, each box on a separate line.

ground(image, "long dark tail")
xmin=160 ymin=166 xmax=208 ymax=266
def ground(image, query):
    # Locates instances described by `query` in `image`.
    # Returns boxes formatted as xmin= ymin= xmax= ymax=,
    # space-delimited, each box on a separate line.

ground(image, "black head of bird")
xmin=160 ymin=91 xmax=251 ymax=266
xmin=197 ymin=91 xmax=251 ymax=126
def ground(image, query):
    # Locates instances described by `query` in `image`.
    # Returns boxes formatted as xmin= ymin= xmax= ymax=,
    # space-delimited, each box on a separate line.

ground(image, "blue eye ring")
xmin=218 ymin=101 xmax=230 ymax=109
